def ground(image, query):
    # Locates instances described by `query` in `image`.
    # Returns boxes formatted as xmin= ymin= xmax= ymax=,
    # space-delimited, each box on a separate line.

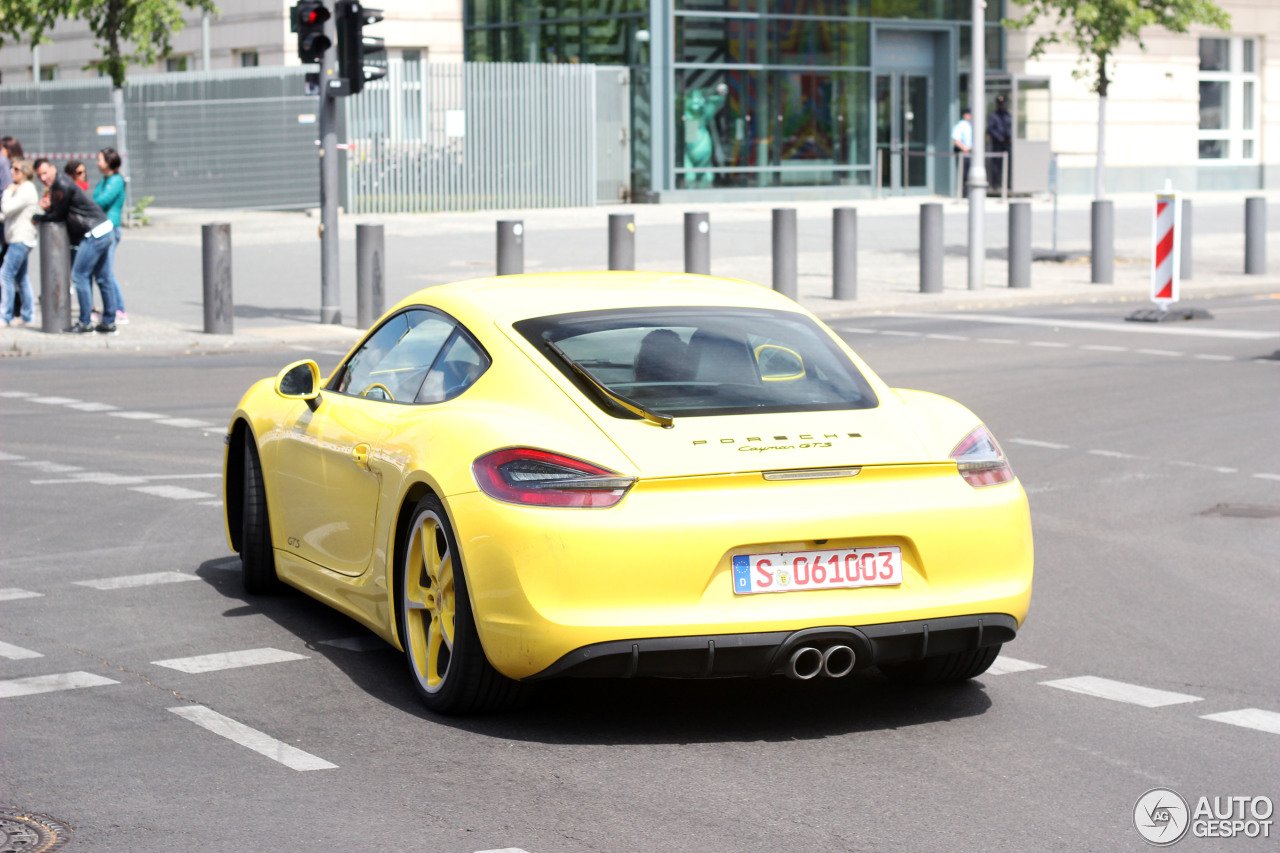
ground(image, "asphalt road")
xmin=1 ymin=293 xmax=1278 ymax=852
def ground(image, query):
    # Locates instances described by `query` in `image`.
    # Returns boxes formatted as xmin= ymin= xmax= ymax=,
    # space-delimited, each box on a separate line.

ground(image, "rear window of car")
xmin=514 ymin=307 xmax=878 ymax=418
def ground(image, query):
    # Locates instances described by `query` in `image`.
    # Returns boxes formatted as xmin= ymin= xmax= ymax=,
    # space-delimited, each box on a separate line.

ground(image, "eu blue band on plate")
xmin=732 ymin=555 xmax=751 ymax=591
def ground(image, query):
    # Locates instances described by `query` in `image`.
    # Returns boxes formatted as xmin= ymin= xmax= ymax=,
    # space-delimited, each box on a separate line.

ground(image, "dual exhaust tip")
xmin=785 ymin=645 xmax=856 ymax=680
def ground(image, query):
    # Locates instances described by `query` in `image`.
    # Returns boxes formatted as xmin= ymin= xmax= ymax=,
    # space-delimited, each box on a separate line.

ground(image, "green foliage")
xmin=0 ymin=0 xmax=217 ymax=88
xmin=1004 ymin=0 xmax=1230 ymax=94
xmin=129 ymin=194 xmax=155 ymax=227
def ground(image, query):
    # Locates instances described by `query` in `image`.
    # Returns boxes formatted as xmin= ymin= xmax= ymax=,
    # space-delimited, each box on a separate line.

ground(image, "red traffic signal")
xmin=295 ymin=2 xmax=332 ymax=64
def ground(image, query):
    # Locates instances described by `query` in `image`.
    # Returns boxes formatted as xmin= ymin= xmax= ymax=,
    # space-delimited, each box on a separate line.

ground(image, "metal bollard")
xmin=608 ymin=213 xmax=636 ymax=271
xmin=1090 ymin=200 xmax=1114 ymax=284
xmin=919 ymin=203 xmax=943 ymax=294
xmin=497 ymin=220 xmax=524 ymax=276
xmin=1008 ymin=202 xmax=1031 ymax=289
xmin=1180 ymin=199 xmax=1193 ymax=280
xmin=684 ymin=212 xmax=710 ymax=275
xmin=202 ymin=223 xmax=233 ymax=334
xmin=1245 ymin=197 xmax=1266 ymax=275
xmin=772 ymin=208 xmax=798 ymax=300
xmin=833 ymin=207 xmax=857 ymax=301
xmin=37 ymin=222 xmax=72 ymax=333
xmin=356 ymin=223 xmax=385 ymax=329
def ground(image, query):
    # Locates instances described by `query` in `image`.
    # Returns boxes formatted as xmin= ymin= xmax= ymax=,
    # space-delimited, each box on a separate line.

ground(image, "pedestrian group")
xmin=0 ymin=136 xmax=129 ymax=333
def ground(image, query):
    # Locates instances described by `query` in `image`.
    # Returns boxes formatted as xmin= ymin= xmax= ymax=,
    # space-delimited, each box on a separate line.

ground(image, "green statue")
xmin=682 ymin=82 xmax=728 ymax=189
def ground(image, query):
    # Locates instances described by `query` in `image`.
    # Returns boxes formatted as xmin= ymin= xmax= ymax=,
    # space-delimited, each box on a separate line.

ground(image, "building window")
xmin=239 ymin=51 xmax=260 ymax=67
xmin=1198 ymin=36 xmax=1258 ymax=162
xmin=165 ymin=56 xmax=189 ymax=72
xmin=400 ymin=49 xmax=424 ymax=63
xmin=38 ymin=65 xmax=57 ymax=81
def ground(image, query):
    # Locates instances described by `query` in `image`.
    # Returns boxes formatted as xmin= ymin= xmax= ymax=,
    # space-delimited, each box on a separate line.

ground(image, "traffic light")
xmin=337 ymin=1 xmax=387 ymax=95
xmin=294 ymin=1 xmax=332 ymax=64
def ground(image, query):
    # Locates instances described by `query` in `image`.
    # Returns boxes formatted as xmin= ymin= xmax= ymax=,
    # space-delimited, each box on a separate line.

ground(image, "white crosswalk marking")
xmin=0 ymin=640 xmax=43 ymax=660
xmin=985 ymin=656 xmax=1046 ymax=675
xmin=157 ymin=418 xmax=215 ymax=428
xmin=1040 ymin=676 xmax=1202 ymax=707
xmin=0 ymin=671 xmax=119 ymax=698
xmin=1200 ymin=709 xmax=1280 ymax=735
xmin=75 ymin=572 xmax=200 ymax=590
xmin=65 ymin=401 xmax=120 ymax=412
xmin=0 ymin=589 xmax=43 ymax=601
xmin=0 ymin=451 xmax=26 ymax=461
xmin=17 ymin=461 xmax=84 ymax=474
xmin=29 ymin=396 xmax=81 ymax=405
xmin=129 ymin=485 xmax=216 ymax=500
xmin=0 ymin=391 xmax=35 ymax=398
xmin=153 ymin=648 xmax=308 ymax=674
xmin=109 ymin=411 xmax=165 ymax=420
xmin=168 ymin=705 xmax=337 ymax=771
xmin=1009 ymin=438 xmax=1069 ymax=450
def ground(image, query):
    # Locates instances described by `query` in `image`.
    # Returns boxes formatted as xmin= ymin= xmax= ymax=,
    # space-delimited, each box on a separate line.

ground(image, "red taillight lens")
xmin=472 ymin=448 xmax=636 ymax=508
xmin=950 ymin=425 xmax=1015 ymax=488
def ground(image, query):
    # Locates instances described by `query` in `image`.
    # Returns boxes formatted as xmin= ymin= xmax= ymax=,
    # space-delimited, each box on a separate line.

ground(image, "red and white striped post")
xmin=1151 ymin=190 xmax=1182 ymax=308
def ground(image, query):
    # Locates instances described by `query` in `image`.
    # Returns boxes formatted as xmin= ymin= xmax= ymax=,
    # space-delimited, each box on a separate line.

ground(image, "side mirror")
xmin=275 ymin=360 xmax=321 ymax=400
xmin=755 ymin=344 xmax=805 ymax=382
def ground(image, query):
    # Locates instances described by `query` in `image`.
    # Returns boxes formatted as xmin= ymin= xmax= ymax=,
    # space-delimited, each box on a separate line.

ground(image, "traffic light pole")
xmin=319 ymin=0 xmax=341 ymax=325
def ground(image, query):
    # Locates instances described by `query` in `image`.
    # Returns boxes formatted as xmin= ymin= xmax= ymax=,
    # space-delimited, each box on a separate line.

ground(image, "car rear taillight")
xmin=472 ymin=448 xmax=637 ymax=508
xmin=950 ymin=425 xmax=1015 ymax=488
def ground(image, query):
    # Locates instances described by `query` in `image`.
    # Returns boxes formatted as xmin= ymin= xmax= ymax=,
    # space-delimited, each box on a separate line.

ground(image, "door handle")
xmin=352 ymin=443 xmax=371 ymax=469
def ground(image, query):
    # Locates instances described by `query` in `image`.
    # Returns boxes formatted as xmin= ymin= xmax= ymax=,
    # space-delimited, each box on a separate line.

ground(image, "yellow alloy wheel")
xmin=403 ymin=508 xmax=456 ymax=693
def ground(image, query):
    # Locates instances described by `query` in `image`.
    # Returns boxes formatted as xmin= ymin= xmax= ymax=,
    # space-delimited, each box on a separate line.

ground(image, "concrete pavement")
xmin=2 ymin=189 xmax=1276 ymax=356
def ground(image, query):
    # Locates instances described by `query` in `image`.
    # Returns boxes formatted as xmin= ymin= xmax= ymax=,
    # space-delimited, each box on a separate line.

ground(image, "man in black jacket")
xmin=32 ymin=158 xmax=118 ymax=333
xmin=987 ymin=95 xmax=1013 ymax=197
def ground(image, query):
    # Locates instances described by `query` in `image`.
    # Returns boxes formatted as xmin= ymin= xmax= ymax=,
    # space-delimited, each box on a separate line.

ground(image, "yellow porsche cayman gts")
xmin=223 ymin=273 xmax=1033 ymax=714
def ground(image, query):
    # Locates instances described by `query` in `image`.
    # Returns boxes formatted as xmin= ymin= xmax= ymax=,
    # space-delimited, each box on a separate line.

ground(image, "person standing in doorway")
xmin=988 ymin=95 xmax=1012 ymax=197
xmin=32 ymin=158 xmax=118 ymax=334
xmin=0 ymin=159 xmax=39 ymax=326
xmin=93 ymin=148 xmax=128 ymax=324
xmin=951 ymin=108 xmax=973 ymax=196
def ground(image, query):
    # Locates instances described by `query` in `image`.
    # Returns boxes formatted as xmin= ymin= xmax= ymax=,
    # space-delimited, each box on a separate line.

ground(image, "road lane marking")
xmin=1201 ymin=709 xmax=1280 ymax=736
xmin=108 ymin=411 xmax=166 ymax=420
xmin=319 ymin=636 xmax=387 ymax=652
xmin=1136 ymin=348 xmax=1183 ymax=357
xmin=880 ymin=330 xmax=922 ymax=337
xmin=1253 ymin=473 xmax=1280 ymax=482
xmin=16 ymin=461 xmax=84 ymax=474
xmin=153 ymin=648 xmax=308 ymax=674
xmin=890 ymin=311 xmax=1280 ymax=340
xmin=1081 ymin=344 xmax=1129 ymax=352
xmin=168 ymin=705 xmax=337 ymax=771
xmin=925 ymin=333 xmax=969 ymax=341
xmin=129 ymin=485 xmax=216 ymax=500
xmin=0 ymin=391 xmax=35 ymax=398
xmin=977 ymin=338 xmax=1019 ymax=344
xmin=29 ymin=396 xmax=81 ymax=406
xmin=1089 ymin=449 xmax=1143 ymax=459
xmin=0 ymin=451 xmax=25 ymax=461
xmin=157 ymin=418 xmax=215 ymax=429
xmin=65 ymin=401 xmax=119 ymax=412
xmin=1195 ymin=353 xmax=1235 ymax=361
xmin=0 ymin=671 xmax=119 ymax=698
xmin=75 ymin=572 xmax=200 ymax=591
xmin=1040 ymin=676 xmax=1202 ymax=707
xmin=1009 ymin=438 xmax=1070 ymax=450
xmin=985 ymin=656 xmax=1045 ymax=675
xmin=0 ymin=641 xmax=43 ymax=660
xmin=1028 ymin=341 xmax=1070 ymax=348
xmin=0 ymin=589 xmax=43 ymax=601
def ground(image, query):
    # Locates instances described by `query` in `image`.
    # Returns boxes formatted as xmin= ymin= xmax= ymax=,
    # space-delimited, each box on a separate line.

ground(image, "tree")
xmin=0 ymin=0 xmax=217 ymax=214
xmin=1005 ymin=0 xmax=1230 ymax=199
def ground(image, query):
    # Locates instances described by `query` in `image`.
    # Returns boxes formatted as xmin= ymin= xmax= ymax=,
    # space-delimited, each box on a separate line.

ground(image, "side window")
xmin=335 ymin=310 xmax=454 ymax=402
xmin=416 ymin=331 xmax=490 ymax=403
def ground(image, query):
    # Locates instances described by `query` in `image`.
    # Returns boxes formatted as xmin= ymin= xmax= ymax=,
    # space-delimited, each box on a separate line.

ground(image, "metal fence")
xmin=0 ymin=63 xmax=629 ymax=212
xmin=343 ymin=62 xmax=628 ymax=213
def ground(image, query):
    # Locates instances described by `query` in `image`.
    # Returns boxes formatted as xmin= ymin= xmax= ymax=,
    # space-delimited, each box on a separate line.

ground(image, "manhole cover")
xmin=0 ymin=811 xmax=72 ymax=852
xmin=1201 ymin=504 xmax=1280 ymax=519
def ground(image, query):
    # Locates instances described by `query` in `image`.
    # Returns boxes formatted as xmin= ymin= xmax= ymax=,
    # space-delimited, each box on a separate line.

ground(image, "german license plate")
xmin=731 ymin=546 xmax=902 ymax=595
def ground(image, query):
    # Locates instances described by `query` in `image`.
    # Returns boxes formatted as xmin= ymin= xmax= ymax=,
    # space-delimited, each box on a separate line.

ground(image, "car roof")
xmin=393 ymin=271 xmax=805 ymax=324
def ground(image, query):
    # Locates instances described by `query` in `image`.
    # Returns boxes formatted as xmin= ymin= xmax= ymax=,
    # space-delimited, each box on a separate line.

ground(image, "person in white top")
xmin=951 ymin=108 xmax=973 ymax=196
xmin=1 ymin=159 xmax=39 ymax=325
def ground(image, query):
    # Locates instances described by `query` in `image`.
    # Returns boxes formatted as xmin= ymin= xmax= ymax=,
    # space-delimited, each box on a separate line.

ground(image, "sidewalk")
xmin=3 ymin=189 xmax=1276 ymax=356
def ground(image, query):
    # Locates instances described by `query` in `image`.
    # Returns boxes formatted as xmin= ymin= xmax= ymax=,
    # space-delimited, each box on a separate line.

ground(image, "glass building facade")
xmin=466 ymin=0 xmax=1004 ymax=199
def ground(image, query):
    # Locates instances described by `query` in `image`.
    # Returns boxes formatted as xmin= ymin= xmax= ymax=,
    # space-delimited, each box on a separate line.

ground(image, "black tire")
xmin=397 ymin=494 xmax=527 ymax=715
xmin=879 ymin=644 xmax=1002 ymax=685
xmin=240 ymin=433 xmax=282 ymax=595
